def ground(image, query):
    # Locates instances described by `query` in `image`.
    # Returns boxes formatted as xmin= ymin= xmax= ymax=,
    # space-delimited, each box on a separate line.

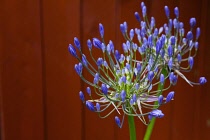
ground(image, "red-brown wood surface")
xmin=1 ymin=0 xmax=210 ymax=140
xmin=1 ymin=0 xmax=45 ymax=140
xmin=41 ymin=0 xmax=82 ymax=140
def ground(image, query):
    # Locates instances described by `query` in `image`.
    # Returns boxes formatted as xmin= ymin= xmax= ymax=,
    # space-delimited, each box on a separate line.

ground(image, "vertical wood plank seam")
xmin=80 ymin=0 xmax=85 ymax=140
xmin=39 ymin=0 xmax=48 ymax=139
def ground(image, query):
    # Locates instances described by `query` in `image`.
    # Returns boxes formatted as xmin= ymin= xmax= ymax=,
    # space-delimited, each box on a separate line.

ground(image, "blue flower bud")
xmin=165 ymin=91 xmax=175 ymax=103
xmin=96 ymin=103 xmax=100 ymax=112
xmin=190 ymin=18 xmax=196 ymax=28
xmin=133 ymin=94 xmax=137 ymax=102
xmin=169 ymin=19 xmax=173 ymax=29
xmin=164 ymin=6 xmax=170 ymax=18
xmin=115 ymin=116 xmax=121 ymax=128
xmin=119 ymin=54 xmax=125 ymax=64
xmin=121 ymin=90 xmax=126 ymax=102
xmin=148 ymin=109 xmax=164 ymax=120
xmin=86 ymin=101 xmax=95 ymax=111
xmin=199 ymin=77 xmax=207 ymax=85
xmin=86 ymin=87 xmax=91 ymax=96
xmin=87 ymin=39 xmax=92 ymax=50
xmin=194 ymin=42 xmax=199 ymax=50
xmin=128 ymin=99 xmax=134 ymax=105
xmin=97 ymin=58 xmax=103 ymax=67
xmin=186 ymin=31 xmax=193 ymax=40
xmin=74 ymin=37 xmax=81 ymax=50
xmin=122 ymin=43 xmax=128 ymax=53
xmin=153 ymin=28 xmax=158 ymax=37
xmin=174 ymin=7 xmax=179 ymax=18
xmin=137 ymin=62 xmax=141 ymax=73
xmin=124 ymin=22 xmax=128 ymax=32
xmin=180 ymin=28 xmax=185 ymax=36
xmin=188 ymin=57 xmax=194 ymax=69
xmin=168 ymin=45 xmax=174 ymax=57
xmin=134 ymin=12 xmax=141 ymax=22
xmin=130 ymin=29 xmax=134 ymax=40
xmin=93 ymin=73 xmax=99 ymax=84
xmin=93 ymin=38 xmax=102 ymax=49
xmin=109 ymin=40 xmax=114 ymax=53
xmin=103 ymin=61 xmax=108 ymax=68
xmin=82 ymin=54 xmax=88 ymax=67
xmin=159 ymin=27 xmax=163 ymax=34
xmin=168 ymin=57 xmax=173 ymax=70
xmin=101 ymin=84 xmax=108 ymax=95
xmin=179 ymin=22 xmax=184 ymax=28
xmin=148 ymin=71 xmax=154 ymax=82
xmin=177 ymin=53 xmax=182 ymax=63
xmin=150 ymin=17 xmax=155 ymax=29
xmin=160 ymin=74 xmax=165 ymax=84
xmin=169 ymin=72 xmax=177 ymax=85
xmin=196 ymin=27 xmax=201 ymax=39
xmin=148 ymin=35 xmax=153 ymax=47
xmin=120 ymin=24 xmax=126 ymax=34
xmin=126 ymin=63 xmax=130 ymax=70
xmin=79 ymin=91 xmax=85 ymax=102
xmin=158 ymin=95 xmax=163 ymax=105
xmin=99 ymin=23 xmax=104 ymax=38
xmin=115 ymin=50 xmax=120 ymax=61
xmin=119 ymin=76 xmax=126 ymax=84
xmin=164 ymin=27 xmax=169 ymax=35
xmin=75 ymin=63 xmax=83 ymax=76
xmin=106 ymin=44 xmax=111 ymax=54
xmin=142 ymin=6 xmax=147 ymax=17
xmin=141 ymin=2 xmax=145 ymax=8
xmin=160 ymin=49 xmax=165 ymax=58
xmin=170 ymin=36 xmax=176 ymax=45
xmin=132 ymin=43 xmax=138 ymax=51
xmin=173 ymin=18 xmax=178 ymax=28
xmin=68 ymin=44 xmax=77 ymax=57
xmin=156 ymin=40 xmax=161 ymax=54
xmin=101 ymin=43 xmax=106 ymax=53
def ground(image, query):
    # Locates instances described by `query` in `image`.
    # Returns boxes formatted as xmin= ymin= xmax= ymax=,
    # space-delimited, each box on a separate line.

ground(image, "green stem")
xmin=143 ymin=69 xmax=167 ymax=140
xmin=128 ymin=115 xmax=136 ymax=140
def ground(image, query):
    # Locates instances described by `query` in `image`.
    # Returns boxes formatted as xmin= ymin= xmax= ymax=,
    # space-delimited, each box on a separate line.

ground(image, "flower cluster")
xmin=68 ymin=2 xmax=207 ymax=128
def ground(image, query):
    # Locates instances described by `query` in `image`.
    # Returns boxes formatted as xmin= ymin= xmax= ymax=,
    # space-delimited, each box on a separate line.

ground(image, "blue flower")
xmin=99 ymin=23 xmax=104 ymax=38
xmin=174 ymin=7 xmax=179 ymax=18
xmin=158 ymin=95 xmax=163 ymax=105
xmin=69 ymin=3 xmax=206 ymax=128
xmin=199 ymin=77 xmax=207 ymax=85
xmin=164 ymin=6 xmax=170 ymax=18
xmin=79 ymin=91 xmax=85 ymax=103
xmin=134 ymin=12 xmax=141 ymax=22
xmin=115 ymin=116 xmax=121 ymax=128
xmin=96 ymin=103 xmax=100 ymax=112
xmin=101 ymin=84 xmax=108 ymax=95
xmin=148 ymin=109 xmax=164 ymax=120
xmin=165 ymin=91 xmax=175 ymax=103
xmin=74 ymin=37 xmax=81 ymax=50
xmin=93 ymin=38 xmax=102 ymax=49
xmin=86 ymin=101 xmax=95 ymax=112
xmin=86 ymin=87 xmax=91 ymax=96
xmin=68 ymin=44 xmax=77 ymax=57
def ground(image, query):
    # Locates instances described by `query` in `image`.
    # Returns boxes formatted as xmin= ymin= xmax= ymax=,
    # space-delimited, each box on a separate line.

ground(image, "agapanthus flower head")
xmin=69 ymin=3 xmax=207 ymax=128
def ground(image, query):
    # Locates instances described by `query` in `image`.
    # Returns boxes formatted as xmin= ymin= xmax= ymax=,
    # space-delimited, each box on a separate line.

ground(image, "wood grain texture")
xmin=0 ymin=0 xmax=44 ymax=140
xmin=41 ymin=0 xmax=82 ymax=140
xmin=0 ymin=0 xmax=210 ymax=140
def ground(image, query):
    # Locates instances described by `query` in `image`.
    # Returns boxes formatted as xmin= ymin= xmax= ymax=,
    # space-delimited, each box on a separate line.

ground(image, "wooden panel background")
xmin=1 ymin=0 xmax=210 ymax=140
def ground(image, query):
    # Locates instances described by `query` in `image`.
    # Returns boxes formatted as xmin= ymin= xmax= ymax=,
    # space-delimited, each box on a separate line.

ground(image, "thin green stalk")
xmin=143 ymin=69 xmax=167 ymax=140
xmin=128 ymin=115 xmax=136 ymax=140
